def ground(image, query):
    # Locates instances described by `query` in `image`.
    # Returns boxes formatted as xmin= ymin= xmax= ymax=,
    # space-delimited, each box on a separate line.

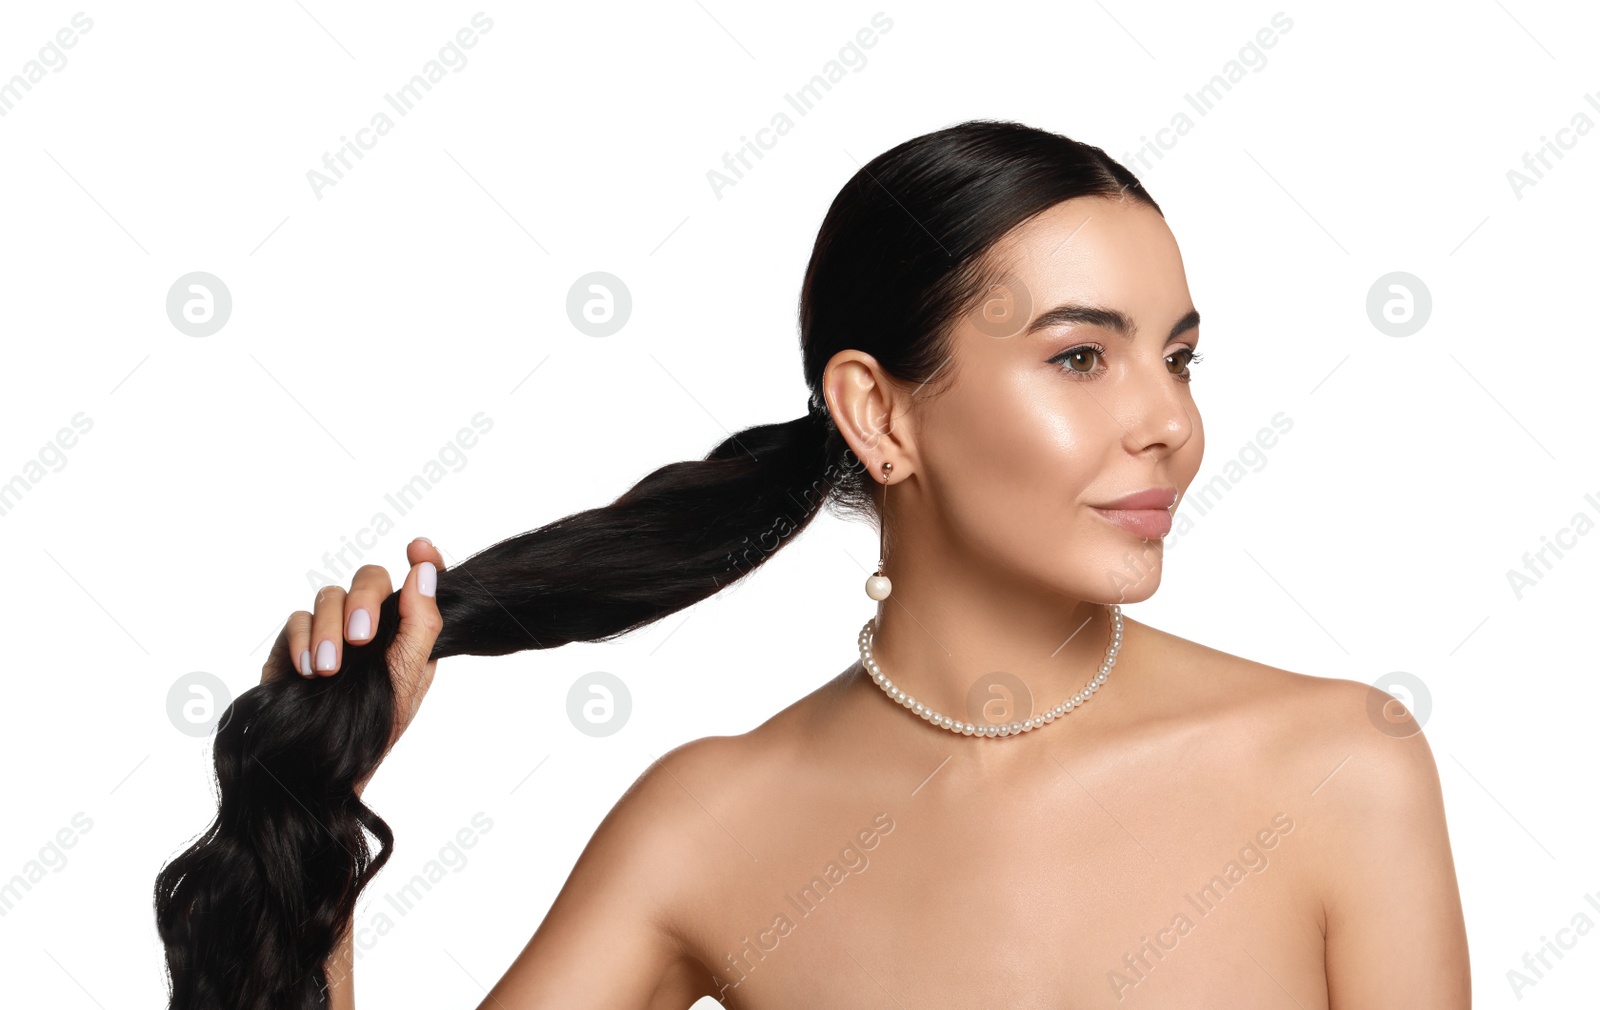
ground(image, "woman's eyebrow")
xmin=1025 ymin=304 xmax=1201 ymax=343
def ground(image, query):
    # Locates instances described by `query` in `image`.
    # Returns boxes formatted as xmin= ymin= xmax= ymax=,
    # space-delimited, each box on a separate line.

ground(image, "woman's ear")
xmin=821 ymin=349 xmax=917 ymax=478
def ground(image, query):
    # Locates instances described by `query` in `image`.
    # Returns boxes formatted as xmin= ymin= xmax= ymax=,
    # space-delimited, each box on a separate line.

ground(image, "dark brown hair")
xmin=152 ymin=118 xmax=1159 ymax=1009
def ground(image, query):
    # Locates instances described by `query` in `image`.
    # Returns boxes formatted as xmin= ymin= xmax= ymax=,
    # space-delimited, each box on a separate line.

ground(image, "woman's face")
xmin=911 ymin=193 xmax=1205 ymax=604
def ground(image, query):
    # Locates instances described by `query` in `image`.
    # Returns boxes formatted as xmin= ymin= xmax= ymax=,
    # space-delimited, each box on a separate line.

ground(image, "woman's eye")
xmin=1049 ymin=345 xmax=1203 ymax=381
xmin=1051 ymin=345 xmax=1104 ymax=376
xmin=1167 ymin=348 xmax=1203 ymax=380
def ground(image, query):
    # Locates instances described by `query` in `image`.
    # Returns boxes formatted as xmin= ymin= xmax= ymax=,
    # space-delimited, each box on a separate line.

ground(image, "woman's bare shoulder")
xmin=613 ymin=717 xmax=811 ymax=832
xmin=1132 ymin=618 xmax=1437 ymax=794
xmin=1135 ymin=617 xmax=1372 ymax=710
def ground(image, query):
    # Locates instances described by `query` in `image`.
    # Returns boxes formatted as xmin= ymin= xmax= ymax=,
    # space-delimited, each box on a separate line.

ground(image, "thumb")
xmin=358 ymin=560 xmax=443 ymax=796
xmin=390 ymin=559 xmax=443 ymax=675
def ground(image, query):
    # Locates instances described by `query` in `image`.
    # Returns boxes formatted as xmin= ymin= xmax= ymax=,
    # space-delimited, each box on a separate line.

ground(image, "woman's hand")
xmin=261 ymin=536 xmax=446 ymax=796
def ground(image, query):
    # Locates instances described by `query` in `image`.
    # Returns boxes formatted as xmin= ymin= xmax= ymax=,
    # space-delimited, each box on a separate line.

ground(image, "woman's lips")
xmin=1091 ymin=506 xmax=1173 ymax=538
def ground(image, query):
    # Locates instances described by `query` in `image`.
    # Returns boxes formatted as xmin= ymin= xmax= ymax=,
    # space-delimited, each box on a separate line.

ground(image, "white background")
xmin=1 ymin=1 xmax=1595 ymax=1006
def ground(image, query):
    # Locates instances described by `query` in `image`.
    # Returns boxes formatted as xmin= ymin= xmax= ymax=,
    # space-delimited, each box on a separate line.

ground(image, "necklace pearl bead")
xmin=859 ymin=604 xmax=1122 ymax=738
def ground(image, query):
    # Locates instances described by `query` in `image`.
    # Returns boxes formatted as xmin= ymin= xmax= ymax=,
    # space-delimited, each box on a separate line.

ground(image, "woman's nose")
xmin=1120 ymin=365 xmax=1196 ymax=457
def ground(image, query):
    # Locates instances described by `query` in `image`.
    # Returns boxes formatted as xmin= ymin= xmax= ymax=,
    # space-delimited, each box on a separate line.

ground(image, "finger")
xmin=311 ymin=584 xmax=347 ymax=676
xmin=405 ymin=536 xmax=446 ymax=573
xmin=343 ymin=564 xmax=394 ymax=647
xmin=390 ymin=559 xmax=443 ymax=686
xmin=284 ymin=609 xmax=314 ymax=678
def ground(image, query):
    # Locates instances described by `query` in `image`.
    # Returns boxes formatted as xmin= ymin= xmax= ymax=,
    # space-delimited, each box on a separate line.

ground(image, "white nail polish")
xmin=299 ymin=649 xmax=313 ymax=677
xmin=418 ymin=561 xmax=437 ymax=597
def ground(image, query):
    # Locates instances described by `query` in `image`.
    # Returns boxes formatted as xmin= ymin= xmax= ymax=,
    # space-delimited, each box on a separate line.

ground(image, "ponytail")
xmin=154 ymin=116 xmax=1160 ymax=1008
xmin=153 ymin=412 xmax=853 ymax=1009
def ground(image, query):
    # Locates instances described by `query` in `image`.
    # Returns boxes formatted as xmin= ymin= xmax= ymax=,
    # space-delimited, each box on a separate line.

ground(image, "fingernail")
xmin=347 ymin=608 xmax=371 ymax=640
xmin=418 ymin=561 xmax=437 ymax=597
xmin=299 ymin=649 xmax=314 ymax=678
xmin=416 ymin=536 xmax=432 ymax=545
xmin=316 ymin=639 xmax=337 ymax=671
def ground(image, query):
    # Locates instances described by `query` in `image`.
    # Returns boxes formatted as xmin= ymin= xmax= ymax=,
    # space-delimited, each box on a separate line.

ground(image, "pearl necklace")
xmin=857 ymin=604 xmax=1123 ymax=738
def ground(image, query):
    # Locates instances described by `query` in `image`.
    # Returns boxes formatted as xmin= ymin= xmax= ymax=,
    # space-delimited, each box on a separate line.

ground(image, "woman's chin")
xmin=1075 ymin=540 xmax=1165 ymax=604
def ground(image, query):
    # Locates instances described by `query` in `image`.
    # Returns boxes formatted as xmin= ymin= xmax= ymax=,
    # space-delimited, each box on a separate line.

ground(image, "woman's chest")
xmin=678 ymin=763 xmax=1328 ymax=1009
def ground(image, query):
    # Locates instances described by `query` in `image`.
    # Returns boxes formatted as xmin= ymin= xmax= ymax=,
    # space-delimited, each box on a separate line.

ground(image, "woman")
xmin=154 ymin=119 xmax=1471 ymax=1008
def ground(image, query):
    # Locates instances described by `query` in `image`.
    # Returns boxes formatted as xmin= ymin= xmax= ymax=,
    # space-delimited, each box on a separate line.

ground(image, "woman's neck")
xmin=863 ymin=573 xmax=1119 ymax=741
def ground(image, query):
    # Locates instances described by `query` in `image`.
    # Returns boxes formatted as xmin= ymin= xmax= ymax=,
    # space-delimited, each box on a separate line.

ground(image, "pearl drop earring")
xmin=864 ymin=461 xmax=893 ymax=601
